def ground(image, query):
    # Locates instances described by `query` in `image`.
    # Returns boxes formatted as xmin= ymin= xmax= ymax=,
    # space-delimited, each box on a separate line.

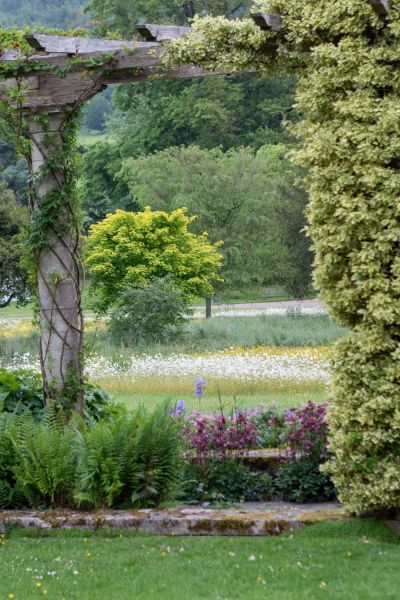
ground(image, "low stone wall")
xmin=0 ymin=502 xmax=347 ymax=537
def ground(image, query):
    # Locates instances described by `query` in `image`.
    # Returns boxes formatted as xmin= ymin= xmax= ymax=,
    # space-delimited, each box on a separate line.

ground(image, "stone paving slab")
xmin=0 ymin=502 xmax=347 ymax=537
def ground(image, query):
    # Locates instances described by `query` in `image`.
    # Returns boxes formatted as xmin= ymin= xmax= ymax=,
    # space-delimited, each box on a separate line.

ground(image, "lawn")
xmin=1 ymin=519 xmax=398 ymax=600
xmin=78 ymin=132 xmax=110 ymax=147
xmin=110 ymin=387 xmax=328 ymax=413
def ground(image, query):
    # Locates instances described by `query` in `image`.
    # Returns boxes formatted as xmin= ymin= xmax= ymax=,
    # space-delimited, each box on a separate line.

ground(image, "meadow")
xmin=0 ymin=311 xmax=345 ymax=413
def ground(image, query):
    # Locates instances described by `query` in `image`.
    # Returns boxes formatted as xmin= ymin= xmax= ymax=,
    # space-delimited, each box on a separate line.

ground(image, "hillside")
xmin=0 ymin=0 xmax=87 ymax=29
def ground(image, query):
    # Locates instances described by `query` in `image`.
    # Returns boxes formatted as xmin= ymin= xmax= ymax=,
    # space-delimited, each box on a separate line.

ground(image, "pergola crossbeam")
xmin=136 ymin=23 xmax=192 ymax=42
xmin=250 ymin=13 xmax=283 ymax=32
xmin=24 ymin=34 xmax=136 ymax=54
xmin=366 ymin=0 xmax=391 ymax=15
xmin=0 ymin=34 xmax=225 ymax=110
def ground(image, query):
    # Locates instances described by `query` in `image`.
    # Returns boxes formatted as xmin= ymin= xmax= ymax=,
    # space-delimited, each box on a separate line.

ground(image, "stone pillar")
xmin=29 ymin=110 xmax=84 ymax=412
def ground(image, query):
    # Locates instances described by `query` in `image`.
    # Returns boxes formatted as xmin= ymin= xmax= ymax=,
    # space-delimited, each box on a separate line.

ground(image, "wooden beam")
xmin=136 ymin=24 xmax=192 ymax=42
xmin=251 ymin=12 xmax=283 ymax=32
xmin=2 ymin=43 xmax=161 ymax=70
xmin=24 ymin=34 xmax=136 ymax=54
xmin=0 ymin=76 xmax=39 ymax=92
xmin=366 ymin=0 xmax=391 ymax=15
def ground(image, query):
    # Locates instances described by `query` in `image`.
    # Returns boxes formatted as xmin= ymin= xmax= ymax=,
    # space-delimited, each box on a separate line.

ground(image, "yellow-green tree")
xmin=85 ymin=208 xmax=223 ymax=313
xmin=165 ymin=0 xmax=400 ymax=514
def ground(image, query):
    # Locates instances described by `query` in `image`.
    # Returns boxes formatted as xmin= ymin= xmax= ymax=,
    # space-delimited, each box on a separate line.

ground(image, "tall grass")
xmin=90 ymin=314 xmax=345 ymax=358
xmin=0 ymin=314 xmax=345 ymax=361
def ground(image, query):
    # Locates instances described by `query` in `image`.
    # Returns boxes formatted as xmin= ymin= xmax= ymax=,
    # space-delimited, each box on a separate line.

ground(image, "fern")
xmin=131 ymin=404 xmax=183 ymax=508
xmin=12 ymin=406 xmax=75 ymax=508
xmin=0 ymin=401 xmax=182 ymax=510
xmin=73 ymin=416 xmax=138 ymax=508
xmin=0 ymin=414 xmax=25 ymax=508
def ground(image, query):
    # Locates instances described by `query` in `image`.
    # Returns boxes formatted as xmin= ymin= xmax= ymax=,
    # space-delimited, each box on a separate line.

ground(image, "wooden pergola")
xmin=0 ymin=0 xmax=391 ymax=407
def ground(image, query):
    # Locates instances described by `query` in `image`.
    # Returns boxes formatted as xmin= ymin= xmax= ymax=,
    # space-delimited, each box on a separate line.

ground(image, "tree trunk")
xmin=205 ymin=296 xmax=212 ymax=319
xmin=29 ymin=111 xmax=84 ymax=413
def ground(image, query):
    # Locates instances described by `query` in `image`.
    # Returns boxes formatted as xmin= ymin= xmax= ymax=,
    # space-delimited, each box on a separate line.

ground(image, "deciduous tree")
xmin=0 ymin=182 xmax=29 ymax=307
xmin=118 ymin=143 xmax=310 ymax=292
xmin=85 ymin=207 xmax=223 ymax=313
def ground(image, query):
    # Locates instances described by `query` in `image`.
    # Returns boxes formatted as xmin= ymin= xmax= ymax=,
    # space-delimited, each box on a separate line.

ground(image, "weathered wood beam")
xmin=366 ymin=0 xmax=391 ymax=15
xmin=2 ymin=50 xmax=221 ymax=110
xmin=251 ymin=13 xmax=283 ymax=32
xmin=24 ymin=34 xmax=136 ymax=54
xmin=2 ymin=42 xmax=160 ymax=70
xmin=136 ymin=24 xmax=191 ymax=42
xmin=0 ymin=75 xmax=39 ymax=92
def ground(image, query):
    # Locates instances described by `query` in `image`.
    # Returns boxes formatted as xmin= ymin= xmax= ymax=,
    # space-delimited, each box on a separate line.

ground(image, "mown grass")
xmin=78 ymin=131 xmax=110 ymax=146
xmin=0 ymin=303 xmax=34 ymax=320
xmin=108 ymin=387 xmax=328 ymax=413
xmin=1 ymin=519 xmax=398 ymax=600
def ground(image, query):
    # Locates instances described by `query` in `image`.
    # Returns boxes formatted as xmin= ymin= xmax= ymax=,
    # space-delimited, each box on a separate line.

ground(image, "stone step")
xmin=189 ymin=449 xmax=287 ymax=473
xmin=242 ymin=449 xmax=286 ymax=472
xmin=0 ymin=502 xmax=346 ymax=536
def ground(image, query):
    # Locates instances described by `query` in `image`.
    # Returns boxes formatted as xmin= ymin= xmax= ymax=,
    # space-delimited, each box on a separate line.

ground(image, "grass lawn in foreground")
xmin=1 ymin=519 xmax=398 ymax=599
xmin=111 ymin=388 xmax=328 ymax=413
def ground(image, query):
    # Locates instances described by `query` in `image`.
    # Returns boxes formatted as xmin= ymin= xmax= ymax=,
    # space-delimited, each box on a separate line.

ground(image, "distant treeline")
xmin=0 ymin=0 xmax=87 ymax=29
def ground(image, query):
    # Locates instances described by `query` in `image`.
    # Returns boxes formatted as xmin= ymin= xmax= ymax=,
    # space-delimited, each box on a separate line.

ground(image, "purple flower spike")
xmin=195 ymin=377 xmax=206 ymax=400
xmin=176 ymin=399 xmax=186 ymax=414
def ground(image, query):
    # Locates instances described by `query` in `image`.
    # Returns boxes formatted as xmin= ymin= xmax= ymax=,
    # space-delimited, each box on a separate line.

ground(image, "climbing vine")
xmin=166 ymin=0 xmax=400 ymax=514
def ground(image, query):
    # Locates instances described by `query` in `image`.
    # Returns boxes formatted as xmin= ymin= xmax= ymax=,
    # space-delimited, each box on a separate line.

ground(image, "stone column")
xmin=29 ymin=110 xmax=84 ymax=412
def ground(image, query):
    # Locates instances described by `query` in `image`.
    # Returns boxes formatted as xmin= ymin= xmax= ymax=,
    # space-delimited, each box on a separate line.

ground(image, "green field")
xmin=110 ymin=388 xmax=328 ymax=414
xmin=1 ymin=519 xmax=398 ymax=600
xmin=78 ymin=132 xmax=110 ymax=147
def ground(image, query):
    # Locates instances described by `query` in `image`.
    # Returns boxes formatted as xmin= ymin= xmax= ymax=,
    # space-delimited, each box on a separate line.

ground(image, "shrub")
xmin=275 ymin=457 xmax=336 ymax=503
xmin=0 ymin=368 xmax=44 ymax=417
xmin=183 ymin=411 xmax=258 ymax=461
xmin=0 ymin=403 xmax=183 ymax=510
xmin=109 ymin=277 xmax=191 ymax=345
xmin=275 ymin=402 xmax=335 ymax=503
xmin=83 ymin=383 xmax=124 ymax=422
xmin=0 ymin=413 xmax=25 ymax=508
xmin=0 ymin=369 xmax=119 ymax=422
xmin=249 ymin=404 xmax=286 ymax=448
xmin=282 ymin=402 xmax=329 ymax=461
xmin=181 ymin=460 xmax=273 ymax=504
xmin=132 ymin=404 xmax=183 ymax=507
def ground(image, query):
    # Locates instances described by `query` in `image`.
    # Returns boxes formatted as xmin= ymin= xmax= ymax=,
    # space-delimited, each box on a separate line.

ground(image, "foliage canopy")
xmin=119 ymin=143 xmax=312 ymax=294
